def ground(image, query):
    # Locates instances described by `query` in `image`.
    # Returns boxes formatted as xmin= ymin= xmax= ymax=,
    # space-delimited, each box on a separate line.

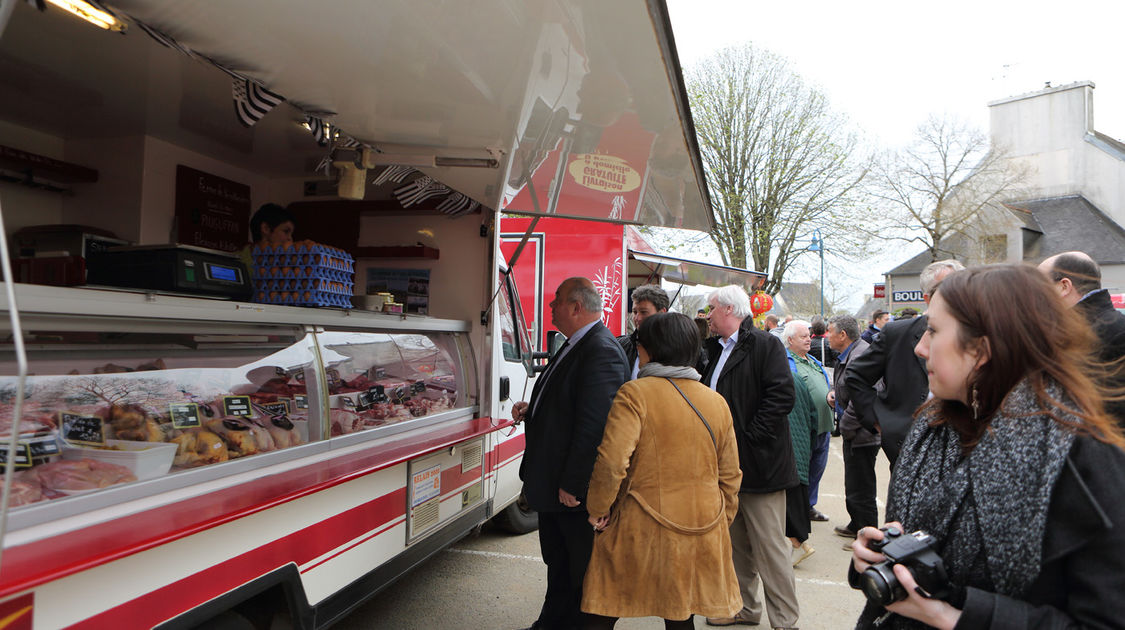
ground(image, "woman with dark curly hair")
xmin=849 ymin=264 xmax=1125 ymax=629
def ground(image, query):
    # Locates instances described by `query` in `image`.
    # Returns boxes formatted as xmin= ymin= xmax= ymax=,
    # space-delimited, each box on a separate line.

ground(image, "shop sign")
xmin=892 ymin=290 xmax=924 ymax=302
xmin=175 ymin=165 xmax=251 ymax=252
xmin=873 ymin=283 xmax=885 ymax=299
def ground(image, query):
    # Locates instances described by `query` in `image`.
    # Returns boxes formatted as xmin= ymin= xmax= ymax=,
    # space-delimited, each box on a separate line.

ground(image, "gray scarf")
xmin=638 ymin=362 xmax=700 ymax=380
xmin=857 ymin=377 xmax=1076 ymax=629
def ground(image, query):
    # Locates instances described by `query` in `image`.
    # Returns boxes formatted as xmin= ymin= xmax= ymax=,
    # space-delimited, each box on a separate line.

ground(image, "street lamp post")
xmin=808 ymin=228 xmax=824 ymax=319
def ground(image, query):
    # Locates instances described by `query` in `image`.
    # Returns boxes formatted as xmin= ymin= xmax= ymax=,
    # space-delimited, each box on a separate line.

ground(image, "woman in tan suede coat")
xmin=581 ymin=313 xmax=742 ymax=630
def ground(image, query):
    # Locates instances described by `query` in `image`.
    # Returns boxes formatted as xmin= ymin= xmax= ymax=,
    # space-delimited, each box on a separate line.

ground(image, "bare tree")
xmin=866 ymin=115 xmax=1029 ymax=261
xmin=686 ymin=44 xmax=869 ymax=294
xmin=669 ymin=291 xmax=707 ymax=317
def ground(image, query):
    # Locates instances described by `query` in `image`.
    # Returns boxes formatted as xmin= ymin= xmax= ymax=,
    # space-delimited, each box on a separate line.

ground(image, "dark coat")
xmin=700 ymin=318 xmax=797 ymax=493
xmin=1077 ymin=289 xmax=1125 ymax=426
xmin=520 ymin=322 xmax=629 ymax=513
xmin=833 ymin=338 xmax=879 ymax=448
xmin=859 ymin=323 xmax=880 ymax=344
xmin=844 ymin=316 xmax=929 ymax=464
xmin=849 ymin=435 xmax=1125 ymax=628
xmin=616 ymin=332 xmax=638 ymax=378
xmin=809 ymin=335 xmax=839 ymax=368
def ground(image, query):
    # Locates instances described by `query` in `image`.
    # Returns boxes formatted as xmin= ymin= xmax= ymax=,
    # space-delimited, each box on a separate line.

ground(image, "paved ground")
xmin=335 ymin=435 xmax=892 ymax=629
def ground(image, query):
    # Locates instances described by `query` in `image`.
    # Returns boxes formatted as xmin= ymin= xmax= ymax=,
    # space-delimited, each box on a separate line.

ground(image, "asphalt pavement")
xmin=334 ymin=435 xmax=892 ymax=629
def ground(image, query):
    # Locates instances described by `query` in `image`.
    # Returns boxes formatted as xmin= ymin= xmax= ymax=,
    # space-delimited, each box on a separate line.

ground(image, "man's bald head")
xmin=1038 ymin=251 xmax=1102 ymax=307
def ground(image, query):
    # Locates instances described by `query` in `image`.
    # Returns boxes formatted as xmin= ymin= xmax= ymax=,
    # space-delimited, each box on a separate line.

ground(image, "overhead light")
xmin=46 ymin=0 xmax=127 ymax=32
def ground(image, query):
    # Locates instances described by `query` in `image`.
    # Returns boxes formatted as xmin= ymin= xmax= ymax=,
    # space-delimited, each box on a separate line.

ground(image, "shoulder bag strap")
xmin=664 ymin=377 xmax=717 ymax=450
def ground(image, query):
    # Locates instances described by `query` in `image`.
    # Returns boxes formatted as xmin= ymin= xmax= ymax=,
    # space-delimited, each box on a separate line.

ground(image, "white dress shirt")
xmin=708 ymin=329 xmax=740 ymax=390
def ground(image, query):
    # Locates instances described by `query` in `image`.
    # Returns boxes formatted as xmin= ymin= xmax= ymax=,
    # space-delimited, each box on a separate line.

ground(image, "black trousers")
xmin=536 ymin=510 xmax=595 ymax=630
xmin=843 ymin=439 xmax=880 ymax=531
xmin=585 ymin=614 xmax=694 ymax=630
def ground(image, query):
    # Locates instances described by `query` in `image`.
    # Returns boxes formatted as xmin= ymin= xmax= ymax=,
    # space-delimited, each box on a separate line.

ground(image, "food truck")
xmin=0 ymin=0 xmax=714 ymax=627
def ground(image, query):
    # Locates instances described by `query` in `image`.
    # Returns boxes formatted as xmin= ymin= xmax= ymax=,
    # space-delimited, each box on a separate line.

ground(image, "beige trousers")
xmin=729 ymin=489 xmax=800 ymax=628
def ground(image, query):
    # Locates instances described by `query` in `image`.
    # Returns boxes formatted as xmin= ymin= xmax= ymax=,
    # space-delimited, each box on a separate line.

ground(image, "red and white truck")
xmin=0 ymin=1 xmax=714 ymax=627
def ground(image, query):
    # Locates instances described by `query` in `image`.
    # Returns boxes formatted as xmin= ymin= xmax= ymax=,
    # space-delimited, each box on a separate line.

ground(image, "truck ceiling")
xmin=0 ymin=0 xmax=713 ymax=231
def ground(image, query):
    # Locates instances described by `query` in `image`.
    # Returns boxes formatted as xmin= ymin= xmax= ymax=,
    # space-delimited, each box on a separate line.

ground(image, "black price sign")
xmin=26 ymin=434 xmax=60 ymax=458
xmin=169 ymin=403 xmax=202 ymax=429
xmin=223 ymin=396 xmax=253 ymax=417
xmin=0 ymin=444 xmax=32 ymax=468
xmin=294 ymin=394 xmax=309 ymax=410
xmin=391 ymin=385 xmax=410 ymax=404
xmin=369 ymin=367 xmax=387 ymax=379
xmin=60 ymin=412 xmax=105 ymax=446
xmin=358 ymin=385 xmax=387 ymax=408
xmin=326 ymin=369 xmax=342 ymax=389
xmin=262 ymin=401 xmax=289 ymax=416
xmin=340 ymin=396 xmax=357 ymax=409
xmin=411 ymin=381 xmax=426 ymax=395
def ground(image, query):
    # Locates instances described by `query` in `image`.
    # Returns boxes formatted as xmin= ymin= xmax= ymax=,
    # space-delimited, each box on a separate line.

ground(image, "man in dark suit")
xmin=700 ymin=285 xmax=799 ymax=630
xmin=825 ymin=315 xmax=878 ymax=541
xmin=616 ymin=284 xmax=669 ymax=380
xmin=512 ymin=277 xmax=628 ymax=630
xmin=844 ymin=259 xmax=963 ymax=468
xmin=1039 ymin=251 xmax=1125 ymax=426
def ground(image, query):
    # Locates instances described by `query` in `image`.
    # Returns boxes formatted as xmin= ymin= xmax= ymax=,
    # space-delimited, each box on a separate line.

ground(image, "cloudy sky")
xmin=664 ymin=0 xmax=1123 ymax=309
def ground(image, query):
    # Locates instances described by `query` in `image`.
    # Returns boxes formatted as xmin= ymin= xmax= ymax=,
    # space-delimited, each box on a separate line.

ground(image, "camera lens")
xmin=861 ymin=563 xmax=905 ymax=606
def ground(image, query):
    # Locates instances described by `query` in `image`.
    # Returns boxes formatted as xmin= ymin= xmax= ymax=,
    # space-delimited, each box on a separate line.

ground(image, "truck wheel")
xmin=493 ymin=489 xmax=538 ymax=534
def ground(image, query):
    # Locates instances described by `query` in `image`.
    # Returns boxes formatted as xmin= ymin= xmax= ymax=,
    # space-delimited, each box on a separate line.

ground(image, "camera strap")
xmin=664 ymin=378 xmax=717 ymax=451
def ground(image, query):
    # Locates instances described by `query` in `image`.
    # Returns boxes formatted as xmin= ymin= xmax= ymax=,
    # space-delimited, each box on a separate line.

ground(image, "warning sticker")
xmin=411 ymin=464 xmax=441 ymax=507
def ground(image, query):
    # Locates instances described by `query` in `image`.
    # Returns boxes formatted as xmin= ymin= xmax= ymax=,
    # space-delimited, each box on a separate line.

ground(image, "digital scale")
xmin=86 ymin=244 xmax=252 ymax=300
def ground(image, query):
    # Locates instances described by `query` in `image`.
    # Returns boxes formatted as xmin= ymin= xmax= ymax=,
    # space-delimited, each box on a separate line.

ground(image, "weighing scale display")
xmin=204 ymin=262 xmax=242 ymax=283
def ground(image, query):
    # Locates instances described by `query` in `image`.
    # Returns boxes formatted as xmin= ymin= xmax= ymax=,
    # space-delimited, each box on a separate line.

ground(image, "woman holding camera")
xmin=581 ymin=312 xmax=742 ymax=629
xmin=849 ymin=264 xmax=1125 ymax=629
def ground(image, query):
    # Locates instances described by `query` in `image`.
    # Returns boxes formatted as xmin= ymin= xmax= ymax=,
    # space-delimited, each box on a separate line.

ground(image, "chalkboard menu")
xmin=60 ymin=412 xmax=105 ymax=445
xmin=261 ymin=402 xmax=289 ymax=416
xmin=169 ymin=403 xmax=202 ymax=429
xmin=294 ymin=394 xmax=309 ymax=410
xmin=175 ymin=165 xmax=251 ymax=252
xmin=223 ymin=396 xmax=253 ymax=417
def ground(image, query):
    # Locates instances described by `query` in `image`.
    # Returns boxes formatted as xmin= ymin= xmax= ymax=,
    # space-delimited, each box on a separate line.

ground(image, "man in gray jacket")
xmin=825 ymin=315 xmax=878 ymax=541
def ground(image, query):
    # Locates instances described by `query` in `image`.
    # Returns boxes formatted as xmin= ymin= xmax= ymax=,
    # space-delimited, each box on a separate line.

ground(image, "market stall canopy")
xmin=20 ymin=0 xmax=712 ymax=230
xmin=629 ymin=250 xmax=767 ymax=292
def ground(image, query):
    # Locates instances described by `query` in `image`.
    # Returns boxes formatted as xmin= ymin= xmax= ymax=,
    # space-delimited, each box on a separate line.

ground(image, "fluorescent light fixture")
xmin=46 ymin=0 xmax=126 ymax=32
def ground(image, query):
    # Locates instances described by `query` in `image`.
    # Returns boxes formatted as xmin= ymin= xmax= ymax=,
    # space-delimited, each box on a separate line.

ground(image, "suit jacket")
xmin=1076 ymin=289 xmax=1125 ymax=426
xmin=700 ymin=318 xmax=797 ymax=493
xmin=832 ymin=338 xmax=879 ymax=447
xmin=520 ymin=321 xmax=628 ymax=513
xmin=844 ymin=316 xmax=929 ymax=463
xmin=616 ymin=332 xmax=639 ymax=378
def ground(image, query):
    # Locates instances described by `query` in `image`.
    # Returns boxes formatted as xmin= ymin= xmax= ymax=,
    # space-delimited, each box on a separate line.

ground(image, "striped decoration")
xmin=305 ymin=115 xmax=333 ymax=147
xmin=232 ymin=78 xmax=285 ymax=127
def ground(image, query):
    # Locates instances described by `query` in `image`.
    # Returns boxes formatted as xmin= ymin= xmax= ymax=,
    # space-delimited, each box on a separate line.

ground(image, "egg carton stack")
xmin=251 ymin=242 xmax=355 ymax=308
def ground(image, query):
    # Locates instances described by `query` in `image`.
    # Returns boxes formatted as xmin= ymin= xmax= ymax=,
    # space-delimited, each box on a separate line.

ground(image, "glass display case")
xmin=0 ymin=286 xmax=476 ymax=513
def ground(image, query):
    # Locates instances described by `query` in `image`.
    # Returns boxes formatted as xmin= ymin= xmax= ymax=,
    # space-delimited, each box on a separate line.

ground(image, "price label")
xmin=326 ymin=369 xmax=342 ymax=389
xmin=358 ymin=385 xmax=387 ymax=408
xmin=391 ymin=385 xmax=410 ymax=404
xmin=0 ymin=443 xmax=32 ymax=468
xmin=222 ymin=396 xmax=253 ymax=417
xmin=26 ymin=434 xmax=60 ymax=458
xmin=262 ymin=401 xmax=289 ymax=416
xmin=294 ymin=394 xmax=309 ymax=410
xmin=169 ymin=403 xmax=202 ymax=429
xmin=340 ymin=397 xmax=357 ymax=409
xmin=411 ymin=381 xmax=426 ymax=395
xmin=369 ymin=367 xmax=387 ymax=379
xmin=60 ymin=412 xmax=105 ymax=446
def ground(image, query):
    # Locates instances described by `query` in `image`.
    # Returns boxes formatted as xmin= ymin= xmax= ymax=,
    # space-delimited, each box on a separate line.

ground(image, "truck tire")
xmin=493 ymin=489 xmax=538 ymax=534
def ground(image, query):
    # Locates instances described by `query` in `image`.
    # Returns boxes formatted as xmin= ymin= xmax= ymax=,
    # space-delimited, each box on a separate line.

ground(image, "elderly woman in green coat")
xmin=784 ymin=363 xmax=819 ymax=567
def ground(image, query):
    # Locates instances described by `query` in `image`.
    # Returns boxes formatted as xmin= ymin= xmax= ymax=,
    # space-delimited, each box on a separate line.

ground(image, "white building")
xmin=885 ymin=81 xmax=1125 ymax=312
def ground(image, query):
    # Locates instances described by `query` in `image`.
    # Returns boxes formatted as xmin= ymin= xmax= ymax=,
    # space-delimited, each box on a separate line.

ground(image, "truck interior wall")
xmin=0 ymin=120 xmax=66 ymax=235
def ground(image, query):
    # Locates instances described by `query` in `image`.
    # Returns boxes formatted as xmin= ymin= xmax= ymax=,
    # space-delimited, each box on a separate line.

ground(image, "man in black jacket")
xmin=700 ymin=285 xmax=799 ymax=629
xmin=825 ymin=315 xmax=878 ymax=541
xmin=513 ymin=277 xmax=629 ymax=630
xmin=616 ymin=284 xmax=669 ymax=380
xmin=845 ymin=260 xmax=963 ymax=467
xmin=1039 ymin=251 xmax=1125 ymax=426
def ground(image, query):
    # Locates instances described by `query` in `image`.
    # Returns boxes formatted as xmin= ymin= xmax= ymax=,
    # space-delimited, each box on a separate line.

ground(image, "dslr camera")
xmin=860 ymin=526 xmax=951 ymax=606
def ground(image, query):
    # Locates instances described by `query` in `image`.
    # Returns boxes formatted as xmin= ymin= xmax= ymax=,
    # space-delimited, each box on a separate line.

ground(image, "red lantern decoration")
xmin=750 ymin=291 xmax=773 ymax=316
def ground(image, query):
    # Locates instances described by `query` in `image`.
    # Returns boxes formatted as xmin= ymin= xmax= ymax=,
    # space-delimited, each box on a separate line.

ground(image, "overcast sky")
xmin=664 ymin=0 xmax=1124 ymax=310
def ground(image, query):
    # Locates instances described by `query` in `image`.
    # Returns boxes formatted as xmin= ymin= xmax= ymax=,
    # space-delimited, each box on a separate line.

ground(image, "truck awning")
xmin=81 ymin=0 xmax=713 ymax=231
xmin=629 ymin=250 xmax=767 ymax=292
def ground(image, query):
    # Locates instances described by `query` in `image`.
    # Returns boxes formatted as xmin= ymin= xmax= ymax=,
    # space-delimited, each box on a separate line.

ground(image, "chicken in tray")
xmin=169 ymin=428 xmax=229 ymax=468
xmin=107 ymin=403 xmax=165 ymax=442
xmin=204 ymin=417 xmax=276 ymax=458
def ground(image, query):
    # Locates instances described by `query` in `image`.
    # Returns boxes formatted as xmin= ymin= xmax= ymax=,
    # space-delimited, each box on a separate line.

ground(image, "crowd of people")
xmin=511 ymin=250 xmax=1125 ymax=630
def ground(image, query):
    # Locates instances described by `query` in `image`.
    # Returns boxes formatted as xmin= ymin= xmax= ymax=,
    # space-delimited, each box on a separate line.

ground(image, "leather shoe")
xmin=705 ymin=609 xmax=760 ymax=626
xmin=808 ymin=508 xmax=829 ymax=522
xmin=834 ymin=525 xmax=857 ymax=538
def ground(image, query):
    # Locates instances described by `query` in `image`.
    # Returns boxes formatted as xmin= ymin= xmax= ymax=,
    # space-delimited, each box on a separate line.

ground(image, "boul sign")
xmin=893 ymin=290 xmax=924 ymax=302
